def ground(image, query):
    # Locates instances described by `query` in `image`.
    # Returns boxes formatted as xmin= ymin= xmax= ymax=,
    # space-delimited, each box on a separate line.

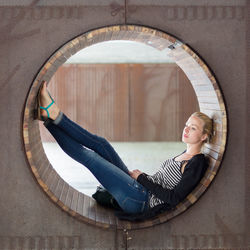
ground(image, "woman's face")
xmin=182 ymin=115 xmax=208 ymax=145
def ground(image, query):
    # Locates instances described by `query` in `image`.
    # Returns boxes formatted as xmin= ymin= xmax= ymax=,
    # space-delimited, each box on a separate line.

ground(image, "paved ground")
xmin=43 ymin=142 xmax=185 ymax=196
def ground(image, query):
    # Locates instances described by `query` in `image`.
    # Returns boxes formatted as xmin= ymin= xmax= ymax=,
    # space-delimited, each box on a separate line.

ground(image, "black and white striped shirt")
xmin=147 ymin=158 xmax=187 ymax=208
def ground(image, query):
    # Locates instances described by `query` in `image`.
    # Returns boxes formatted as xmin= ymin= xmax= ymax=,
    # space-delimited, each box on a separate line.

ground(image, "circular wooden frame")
xmin=23 ymin=25 xmax=227 ymax=230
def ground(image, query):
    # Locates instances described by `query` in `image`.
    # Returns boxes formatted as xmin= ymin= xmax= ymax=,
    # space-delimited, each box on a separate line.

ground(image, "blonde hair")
xmin=191 ymin=112 xmax=213 ymax=143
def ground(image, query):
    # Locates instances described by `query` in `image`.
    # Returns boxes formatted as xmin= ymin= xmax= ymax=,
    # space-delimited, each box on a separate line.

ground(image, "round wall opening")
xmin=23 ymin=25 xmax=227 ymax=230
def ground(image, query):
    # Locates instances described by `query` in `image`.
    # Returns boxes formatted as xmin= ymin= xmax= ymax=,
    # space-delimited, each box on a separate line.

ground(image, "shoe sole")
xmin=36 ymin=82 xmax=45 ymax=121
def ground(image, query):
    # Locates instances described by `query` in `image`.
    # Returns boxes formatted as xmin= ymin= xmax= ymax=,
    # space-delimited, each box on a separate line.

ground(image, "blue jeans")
xmin=44 ymin=113 xmax=149 ymax=214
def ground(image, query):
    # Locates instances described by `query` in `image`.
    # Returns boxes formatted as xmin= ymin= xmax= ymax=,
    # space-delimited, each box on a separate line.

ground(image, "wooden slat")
xmin=44 ymin=169 xmax=56 ymax=190
xmin=204 ymin=143 xmax=222 ymax=153
xmin=193 ymin=84 xmax=216 ymax=92
xmin=60 ymin=44 xmax=73 ymax=60
xmin=95 ymin=27 xmax=109 ymax=42
xmin=30 ymin=139 xmax=43 ymax=154
xmin=49 ymin=172 xmax=60 ymax=193
xmin=31 ymin=147 xmax=44 ymax=168
xmin=65 ymin=186 xmax=74 ymax=209
xmin=76 ymin=192 xmax=85 ymax=216
xmin=41 ymin=166 xmax=52 ymax=185
xmin=108 ymin=210 xmax=118 ymax=227
xmin=206 ymin=157 xmax=221 ymax=173
xmin=112 ymin=30 xmax=127 ymax=41
xmin=32 ymin=150 xmax=45 ymax=167
xmin=190 ymin=183 xmax=207 ymax=199
xmin=126 ymin=27 xmax=142 ymax=42
xmin=211 ymin=121 xmax=224 ymax=132
xmin=28 ymin=132 xmax=41 ymax=148
xmin=29 ymin=124 xmax=40 ymax=138
xmin=170 ymin=47 xmax=187 ymax=61
xmin=201 ymin=174 xmax=216 ymax=188
xmin=94 ymin=203 xmax=112 ymax=228
xmin=67 ymin=40 xmax=79 ymax=57
xmin=35 ymin=156 xmax=48 ymax=176
xmin=191 ymin=80 xmax=218 ymax=89
xmin=183 ymin=71 xmax=211 ymax=83
xmin=88 ymin=197 xmax=96 ymax=223
xmin=70 ymin=190 xmax=79 ymax=212
xmin=195 ymin=90 xmax=218 ymax=97
xmin=59 ymin=182 xmax=69 ymax=205
xmin=197 ymin=96 xmax=219 ymax=103
xmin=103 ymin=29 xmax=114 ymax=42
xmin=77 ymin=35 xmax=87 ymax=51
xmin=200 ymin=108 xmax=226 ymax=118
xmin=203 ymin=147 xmax=221 ymax=160
xmin=82 ymin=194 xmax=91 ymax=219
xmin=38 ymin=161 xmax=50 ymax=179
xmin=48 ymin=50 xmax=67 ymax=68
xmin=211 ymin=131 xmax=226 ymax=146
xmin=199 ymin=102 xmax=221 ymax=110
xmin=54 ymin=178 xmax=64 ymax=199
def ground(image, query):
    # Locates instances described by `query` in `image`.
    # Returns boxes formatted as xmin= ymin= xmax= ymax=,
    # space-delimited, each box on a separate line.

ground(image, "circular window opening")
xmin=39 ymin=40 xmax=199 ymax=196
xmin=23 ymin=25 xmax=227 ymax=230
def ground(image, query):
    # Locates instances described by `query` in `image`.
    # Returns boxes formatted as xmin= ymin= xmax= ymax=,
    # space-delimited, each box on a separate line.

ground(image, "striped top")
xmin=147 ymin=157 xmax=187 ymax=208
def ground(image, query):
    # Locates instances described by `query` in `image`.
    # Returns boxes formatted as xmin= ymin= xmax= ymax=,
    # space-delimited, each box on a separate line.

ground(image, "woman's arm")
xmin=137 ymin=155 xmax=208 ymax=207
xmin=129 ymin=169 xmax=143 ymax=179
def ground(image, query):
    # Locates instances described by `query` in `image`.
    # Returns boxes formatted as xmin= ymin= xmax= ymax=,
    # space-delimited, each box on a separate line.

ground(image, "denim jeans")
xmin=44 ymin=113 xmax=149 ymax=214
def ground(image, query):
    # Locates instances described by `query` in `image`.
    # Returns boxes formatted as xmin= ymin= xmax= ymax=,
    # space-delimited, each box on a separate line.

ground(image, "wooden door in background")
xmin=40 ymin=63 xmax=198 ymax=142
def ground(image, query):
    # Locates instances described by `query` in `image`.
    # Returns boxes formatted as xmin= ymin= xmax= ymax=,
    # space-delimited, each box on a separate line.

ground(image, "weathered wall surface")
xmin=0 ymin=0 xmax=249 ymax=249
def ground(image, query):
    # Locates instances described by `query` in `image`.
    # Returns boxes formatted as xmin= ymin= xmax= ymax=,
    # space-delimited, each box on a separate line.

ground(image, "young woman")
xmin=37 ymin=81 xmax=213 ymax=221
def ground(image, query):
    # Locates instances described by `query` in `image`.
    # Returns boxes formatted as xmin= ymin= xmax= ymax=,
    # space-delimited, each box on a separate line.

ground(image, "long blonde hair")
xmin=191 ymin=112 xmax=213 ymax=143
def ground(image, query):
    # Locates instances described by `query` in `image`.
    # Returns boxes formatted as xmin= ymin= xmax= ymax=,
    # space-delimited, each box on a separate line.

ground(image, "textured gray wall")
xmin=0 ymin=0 xmax=249 ymax=249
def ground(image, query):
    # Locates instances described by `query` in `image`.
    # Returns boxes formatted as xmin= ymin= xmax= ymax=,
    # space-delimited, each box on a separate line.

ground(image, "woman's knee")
xmin=97 ymin=136 xmax=110 ymax=147
xmin=96 ymin=136 xmax=113 ymax=153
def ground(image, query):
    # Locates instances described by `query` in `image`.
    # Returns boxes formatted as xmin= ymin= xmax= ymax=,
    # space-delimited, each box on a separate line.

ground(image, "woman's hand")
xmin=129 ymin=169 xmax=143 ymax=180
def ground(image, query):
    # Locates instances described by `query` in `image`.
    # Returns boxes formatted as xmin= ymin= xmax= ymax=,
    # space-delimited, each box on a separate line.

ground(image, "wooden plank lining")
xmin=70 ymin=190 xmax=79 ymax=212
xmin=197 ymin=96 xmax=219 ymax=103
xmin=38 ymin=161 xmax=50 ymax=178
xmin=94 ymin=203 xmax=112 ymax=228
xmin=199 ymin=102 xmax=221 ymax=110
xmin=203 ymin=148 xmax=221 ymax=161
xmin=54 ymin=178 xmax=64 ymax=199
xmin=36 ymin=156 xmax=49 ymax=175
xmin=59 ymin=182 xmax=69 ymax=205
xmin=195 ymin=90 xmax=218 ymax=97
xmin=204 ymin=143 xmax=222 ymax=153
xmin=87 ymin=197 xmax=96 ymax=223
xmin=41 ymin=166 xmax=52 ymax=184
xmin=31 ymin=146 xmax=44 ymax=166
xmin=65 ymin=186 xmax=74 ymax=209
xmin=82 ymin=193 xmax=91 ymax=218
xmin=29 ymin=139 xmax=42 ymax=153
xmin=76 ymin=192 xmax=84 ymax=216
xmin=48 ymin=171 xmax=60 ymax=193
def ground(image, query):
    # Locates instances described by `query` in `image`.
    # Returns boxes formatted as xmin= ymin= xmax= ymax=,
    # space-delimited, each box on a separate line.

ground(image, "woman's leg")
xmin=53 ymin=112 xmax=129 ymax=174
xmin=44 ymin=120 xmax=149 ymax=214
xmin=38 ymin=81 xmax=128 ymax=173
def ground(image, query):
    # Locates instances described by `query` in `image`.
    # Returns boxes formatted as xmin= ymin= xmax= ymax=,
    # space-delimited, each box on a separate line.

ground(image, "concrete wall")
xmin=0 ymin=0 xmax=249 ymax=249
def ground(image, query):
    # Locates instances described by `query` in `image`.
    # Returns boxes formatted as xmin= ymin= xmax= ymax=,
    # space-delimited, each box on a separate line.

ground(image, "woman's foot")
xmin=37 ymin=81 xmax=60 ymax=121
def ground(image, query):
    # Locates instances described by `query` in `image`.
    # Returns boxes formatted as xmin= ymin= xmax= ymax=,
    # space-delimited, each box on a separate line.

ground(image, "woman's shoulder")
xmin=190 ymin=153 xmax=206 ymax=160
xmin=186 ymin=153 xmax=208 ymax=168
xmin=183 ymin=153 xmax=208 ymax=177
